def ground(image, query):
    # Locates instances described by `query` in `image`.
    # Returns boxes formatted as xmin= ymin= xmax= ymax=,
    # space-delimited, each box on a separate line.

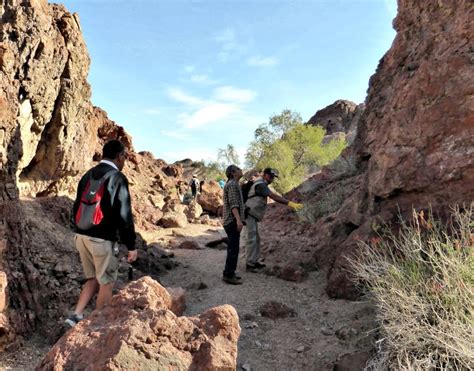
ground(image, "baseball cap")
xmin=263 ymin=168 xmax=279 ymax=178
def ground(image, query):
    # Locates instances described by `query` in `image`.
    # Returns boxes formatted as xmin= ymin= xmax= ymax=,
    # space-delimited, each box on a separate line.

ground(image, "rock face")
xmin=260 ymin=0 xmax=474 ymax=299
xmin=1 ymin=1 xmax=99 ymax=197
xmin=38 ymin=277 xmax=240 ymax=371
xmin=307 ymin=99 xmax=364 ymax=136
xmin=0 ymin=0 xmax=184 ymax=347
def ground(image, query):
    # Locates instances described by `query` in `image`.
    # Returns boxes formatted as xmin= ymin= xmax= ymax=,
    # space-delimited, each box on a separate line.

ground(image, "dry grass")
xmin=349 ymin=206 xmax=474 ymax=370
xmin=297 ymin=187 xmax=345 ymax=223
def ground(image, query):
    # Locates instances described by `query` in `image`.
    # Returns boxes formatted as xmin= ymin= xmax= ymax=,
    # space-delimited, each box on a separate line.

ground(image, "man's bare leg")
xmin=75 ymin=278 xmax=99 ymax=315
xmin=96 ymin=282 xmax=114 ymax=309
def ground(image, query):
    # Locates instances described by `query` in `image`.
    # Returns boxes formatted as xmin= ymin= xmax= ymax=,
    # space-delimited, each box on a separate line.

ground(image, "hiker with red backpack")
xmin=65 ymin=140 xmax=137 ymax=327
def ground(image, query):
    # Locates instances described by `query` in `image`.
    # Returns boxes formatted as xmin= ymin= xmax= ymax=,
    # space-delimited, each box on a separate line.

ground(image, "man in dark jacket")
xmin=65 ymin=140 xmax=137 ymax=327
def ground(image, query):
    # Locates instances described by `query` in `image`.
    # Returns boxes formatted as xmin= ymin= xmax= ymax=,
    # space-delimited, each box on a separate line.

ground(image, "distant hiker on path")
xmin=244 ymin=168 xmax=303 ymax=272
xmin=66 ymin=140 xmax=137 ymax=327
xmin=218 ymin=178 xmax=225 ymax=189
xmin=222 ymin=164 xmax=245 ymax=285
xmin=190 ymin=174 xmax=199 ymax=198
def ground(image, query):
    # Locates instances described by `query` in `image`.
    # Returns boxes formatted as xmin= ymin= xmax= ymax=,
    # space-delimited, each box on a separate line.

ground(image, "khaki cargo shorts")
xmin=75 ymin=234 xmax=118 ymax=285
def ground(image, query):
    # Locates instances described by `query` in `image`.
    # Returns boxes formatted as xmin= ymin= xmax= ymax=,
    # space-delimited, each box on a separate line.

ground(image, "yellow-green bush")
xmin=350 ymin=206 xmax=474 ymax=370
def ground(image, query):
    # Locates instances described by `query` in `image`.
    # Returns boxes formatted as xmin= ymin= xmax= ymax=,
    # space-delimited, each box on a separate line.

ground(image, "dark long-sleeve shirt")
xmin=73 ymin=162 xmax=136 ymax=250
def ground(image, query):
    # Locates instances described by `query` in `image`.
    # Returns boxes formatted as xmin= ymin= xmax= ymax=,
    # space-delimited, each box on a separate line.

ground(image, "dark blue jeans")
xmin=223 ymin=220 xmax=240 ymax=278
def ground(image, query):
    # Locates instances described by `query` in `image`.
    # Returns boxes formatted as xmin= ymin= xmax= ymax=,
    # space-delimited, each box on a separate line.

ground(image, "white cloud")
xmin=213 ymin=86 xmax=257 ymax=103
xmin=183 ymin=65 xmax=195 ymax=73
xmin=144 ymin=108 xmax=160 ymax=115
xmin=161 ymin=130 xmax=190 ymax=141
xmin=182 ymin=103 xmax=239 ymax=129
xmin=167 ymin=87 xmax=204 ymax=106
xmin=246 ymin=55 xmax=278 ymax=67
xmin=213 ymin=28 xmax=247 ymax=62
xmin=190 ymin=74 xmax=216 ymax=85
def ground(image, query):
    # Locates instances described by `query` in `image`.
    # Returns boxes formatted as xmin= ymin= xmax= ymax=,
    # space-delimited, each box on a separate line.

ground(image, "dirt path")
xmin=157 ymin=224 xmax=375 ymax=371
xmin=0 ymin=223 xmax=374 ymax=370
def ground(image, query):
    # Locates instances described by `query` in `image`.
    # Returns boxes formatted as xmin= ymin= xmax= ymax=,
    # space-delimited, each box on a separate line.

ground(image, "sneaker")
xmin=254 ymin=262 xmax=266 ymax=269
xmin=223 ymin=276 xmax=243 ymax=285
xmin=65 ymin=313 xmax=83 ymax=328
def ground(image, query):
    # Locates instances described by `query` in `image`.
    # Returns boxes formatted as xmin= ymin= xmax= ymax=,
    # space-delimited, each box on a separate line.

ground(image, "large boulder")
xmin=37 ymin=277 xmax=240 ymax=370
xmin=197 ymin=181 xmax=223 ymax=215
xmin=159 ymin=212 xmax=188 ymax=229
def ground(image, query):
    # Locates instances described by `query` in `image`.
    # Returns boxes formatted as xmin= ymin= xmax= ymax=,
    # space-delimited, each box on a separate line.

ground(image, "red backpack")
xmin=75 ymin=170 xmax=117 ymax=230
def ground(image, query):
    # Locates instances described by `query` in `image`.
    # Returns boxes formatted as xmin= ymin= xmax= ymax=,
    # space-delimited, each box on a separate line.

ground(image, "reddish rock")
xmin=307 ymin=99 xmax=364 ymax=135
xmin=159 ymin=212 xmax=188 ymax=229
xmin=37 ymin=277 xmax=240 ymax=371
xmin=197 ymin=181 xmax=223 ymax=215
xmin=177 ymin=240 xmax=202 ymax=250
xmin=163 ymin=164 xmax=184 ymax=178
xmin=185 ymin=201 xmax=203 ymax=221
xmin=277 ymin=264 xmax=307 ymax=283
xmin=259 ymin=301 xmax=296 ymax=320
xmin=166 ymin=287 xmax=186 ymax=316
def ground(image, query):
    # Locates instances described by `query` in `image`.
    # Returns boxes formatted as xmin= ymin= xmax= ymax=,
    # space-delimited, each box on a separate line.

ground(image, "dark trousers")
xmin=223 ymin=220 xmax=240 ymax=278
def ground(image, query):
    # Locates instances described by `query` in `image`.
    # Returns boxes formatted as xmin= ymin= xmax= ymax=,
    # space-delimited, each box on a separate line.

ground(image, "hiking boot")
xmin=246 ymin=264 xmax=260 ymax=273
xmin=65 ymin=313 xmax=83 ymax=328
xmin=223 ymin=276 xmax=243 ymax=285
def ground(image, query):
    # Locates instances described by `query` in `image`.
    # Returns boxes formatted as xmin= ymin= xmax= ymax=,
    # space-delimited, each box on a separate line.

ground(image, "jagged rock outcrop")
xmin=0 ymin=0 xmax=186 ymax=347
xmin=0 ymin=0 xmax=99 ymax=197
xmin=38 ymin=277 xmax=240 ymax=371
xmin=261 ymin=0 xmax=474 ymax=299
xmin=307 ymin=99 xmax=364 ymax=137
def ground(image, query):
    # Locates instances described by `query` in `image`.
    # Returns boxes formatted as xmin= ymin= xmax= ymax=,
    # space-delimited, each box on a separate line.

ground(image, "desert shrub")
xmin=349 ymin=206 xmax=474 ymax=370
xmin=297 ymin=187 xmax=345 ymax=223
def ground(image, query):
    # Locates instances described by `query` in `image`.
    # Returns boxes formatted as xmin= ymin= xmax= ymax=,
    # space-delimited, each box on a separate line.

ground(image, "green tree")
xmin=245 ymin=109 xmax=302 ymax=168
xmin=217 ymin=144 xmax=240 ymax=166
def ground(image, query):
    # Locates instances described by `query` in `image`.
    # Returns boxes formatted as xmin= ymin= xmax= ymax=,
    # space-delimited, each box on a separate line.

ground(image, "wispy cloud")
xmin=213 ymin=28 xmax=247 ymax=62
xmin=167 ymin=87 xmax=204 ymax=106
xmin=183 ymin=65 xmax=195 ymax=73
xmin=161 ymin=129 xmax=190 ymax=141
xmin=213 ymin=86 xmax=257 ymax=103
xmin=190 ymin=74 xmax=216 ymax=85
xmin=246 ymin=55 xmax=278 ymax=67
xmin=144 ymin=108 xmax=161 ymax=115
xmin=181 ymin=103 xmax=239 ymax=129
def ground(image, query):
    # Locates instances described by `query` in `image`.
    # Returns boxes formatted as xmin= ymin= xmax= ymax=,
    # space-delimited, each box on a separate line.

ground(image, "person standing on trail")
xmin=190 ymin=174 xmax=199 ymax=198
xmin=245 ymin=168 xmax=303 ymax=272
xmin=66 ymin=140 xmax=138 ymax=327
xmin=222 ymin=164 xmax=245 ymax=285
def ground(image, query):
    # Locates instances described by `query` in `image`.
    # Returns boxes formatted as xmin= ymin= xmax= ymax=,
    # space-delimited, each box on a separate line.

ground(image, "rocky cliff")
xmin=261 ymin=0 xmax=473 ymax=298
xmin=0 ymin=0 xmax=203 ymax=349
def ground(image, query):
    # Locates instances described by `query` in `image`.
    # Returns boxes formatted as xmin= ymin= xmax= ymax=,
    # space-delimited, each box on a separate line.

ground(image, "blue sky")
xmin=60 ymin=0 xmax=397 ymax=164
